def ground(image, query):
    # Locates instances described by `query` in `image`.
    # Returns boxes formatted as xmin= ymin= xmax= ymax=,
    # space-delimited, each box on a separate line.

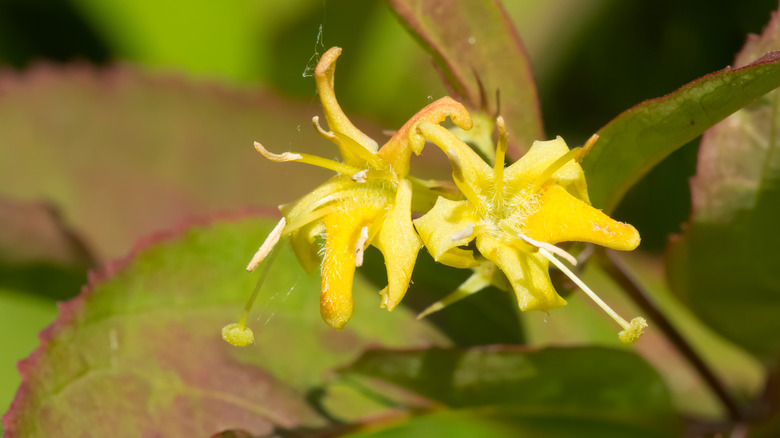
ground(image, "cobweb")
xmin=302 ymin=25 xmax=326 ymax=78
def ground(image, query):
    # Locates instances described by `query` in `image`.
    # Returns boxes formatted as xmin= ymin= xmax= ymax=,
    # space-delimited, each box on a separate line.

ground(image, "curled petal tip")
xmin=254 ymin=142 xmax=302 ymax=162
xmin=315 ymin=46 xmax=342 ymax=78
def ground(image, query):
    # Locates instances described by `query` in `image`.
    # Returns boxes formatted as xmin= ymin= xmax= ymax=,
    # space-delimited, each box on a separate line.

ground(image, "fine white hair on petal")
xmin=247 ymin=217 xmax=287 ymax=271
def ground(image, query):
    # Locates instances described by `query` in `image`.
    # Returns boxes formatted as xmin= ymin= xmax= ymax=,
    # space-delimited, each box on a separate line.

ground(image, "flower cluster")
xmin=222 ymin=47 xmax=646 ymax=347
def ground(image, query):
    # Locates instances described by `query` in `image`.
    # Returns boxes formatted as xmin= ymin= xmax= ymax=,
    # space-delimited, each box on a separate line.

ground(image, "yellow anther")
xmin=618 ymin=317 xmax=648 ymax=345
xmin=221 ymin=323 xmax=255 ymax=347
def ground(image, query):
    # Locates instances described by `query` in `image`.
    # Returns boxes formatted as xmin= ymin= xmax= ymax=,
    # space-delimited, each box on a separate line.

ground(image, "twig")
xmin=597 ymin=249 xmax=744 ymax=423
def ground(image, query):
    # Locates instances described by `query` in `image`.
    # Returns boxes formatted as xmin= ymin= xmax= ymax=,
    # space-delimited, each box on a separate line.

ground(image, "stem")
xmin=598 ymin=248 xmax=744 ymax=422
xmin=239 ymin=244 xmax=281 ymax=329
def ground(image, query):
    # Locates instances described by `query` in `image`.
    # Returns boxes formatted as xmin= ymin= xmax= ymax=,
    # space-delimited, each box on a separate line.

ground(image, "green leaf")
xmin=345 ymin=408 xmax=675 ymax=438
xmin=582 ymin=50 xmax=780 ymax=214
xmin=341 ymin=346 xmax=680 ymax=437
xmin=362 ymin=249 xmax=524 ymax=347
xmin=387 ymin=0 xmax=543 ymax=155
xmin=2 ymin=214 xmax=447 ymax=437
xmin=667 ymin=13 xmax=780 ymax=363
xmin=0 ymin=288 xmax=58 ymax=418
xmin=69 ymin=0 xmax=315 ymax=82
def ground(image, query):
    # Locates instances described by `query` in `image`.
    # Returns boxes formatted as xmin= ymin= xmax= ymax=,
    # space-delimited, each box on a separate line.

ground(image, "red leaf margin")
xmin=1 ymin=206 xmax=279 ymax=436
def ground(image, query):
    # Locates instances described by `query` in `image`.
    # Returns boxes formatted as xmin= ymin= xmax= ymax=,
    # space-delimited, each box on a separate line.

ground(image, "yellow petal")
xmin=315 ymin=47 xmax=379 ymax=157
xmin=476 ymin=234 xmax=566 ymax=312
xmin=289 ymin=221 xmax=324 ymax=274
xmin=523 ymin=184 xmax=640 ymax=251
xmin=505 ymin=137 xmax=587 ymax=198
xmin=281 ymin=176 xmax=353 ymax=231
xmin=321 ymin=206 xmax=382 ymax=329
xmin=413 ymin=196 xmax=479 ymax=268
xmin=436 ymin=248 xmax=481 ymax=270
xmin=373 ymin=179 xmax=423 ymax=311
xmin=414 ymin=121 xmax=494 ymax=208
xmin=378 ymin=97 xmax=472 ymax=176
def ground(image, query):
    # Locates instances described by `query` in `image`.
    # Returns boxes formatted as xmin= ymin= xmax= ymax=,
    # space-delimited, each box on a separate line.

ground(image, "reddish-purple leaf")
xmin=0 ymin=196 xmax=95 ymax=269
xmin=0 ymin=65 xmax=382 ymax=260
xmin=667 ymin=11 xmax=780 ymax=363
xmin=387 ymin=0 xmax=543 ymax=155
xmin=2 ymin=212 xmax=447 ymax=437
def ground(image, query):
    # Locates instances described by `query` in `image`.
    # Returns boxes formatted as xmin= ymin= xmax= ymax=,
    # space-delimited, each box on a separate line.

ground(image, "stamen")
xmin=518 ymin=233 xmax=578 ymax=266
xmin=254 ymin=142 xmax=302 ymax=162
xmin=247 ymin=217 xmax=286 ymax=272
xmin=451 ymin=223 xmax=474 ymax=241
xmin=313 ymin=116 xmax=338 ymax=141
xmin=533 ymin=140 xmax=582 ymax=188
xmin=579 ymin=133 xmax=599 ymax=161
xmin=445 ymin=149 xmax=483 ymax=208
xmin=225 ymin=239 xmax=285 ymax=347
xmin=255 ymin=141 xmax=361 ymax=176
xmin=222 ymin=322 xmax=254 ymax=347
xmin=355 ymin=226 xmax=369 ymax=267
xmin=535 ymin=245 xmax=647 ymax=344
xmin=493 ymin=116 xmax=507 ymax=205
xmin=313 ymin=116 xmax=385 ymax=169
xmin=351 ymin=169 xmax=368 ymax=183
xmin=415 ymin=121 xmax=487 ymax=210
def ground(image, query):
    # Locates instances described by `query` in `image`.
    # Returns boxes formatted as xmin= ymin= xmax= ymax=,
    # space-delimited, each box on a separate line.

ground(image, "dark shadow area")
xmin=361 ymin=246 xmax=525 ymax=347
xmin=0 ymin=0 xmax=111 ymax=68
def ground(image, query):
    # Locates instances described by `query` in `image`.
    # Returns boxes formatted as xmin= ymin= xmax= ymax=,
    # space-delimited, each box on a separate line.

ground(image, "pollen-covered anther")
xmin=247 ymin=217 xmax=286 ymax=272
xmin=355 ymin=226 xmax=369 ymax=267
xmin=221 ymin=323 xmax=255 ymax=347
xmin=451 ymin=223 xmax=474 ymax=241
xmin=351 ymin=169 xmax=368 ymax=183
xmin=618 ymin=317 xmax=648 ymax=345
xmin=254 ymin=142 xmax=302 ymax=162
xmin=529 ymin=238 xmax=648 ymax=344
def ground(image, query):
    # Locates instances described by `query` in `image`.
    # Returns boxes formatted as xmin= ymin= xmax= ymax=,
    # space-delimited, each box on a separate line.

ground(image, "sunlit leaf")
xmin=583 ymin=50 xmax=780 ymax=213
xmin=341 ymin=346 xmax=680 ymax=438
xmin=387 ymin=0 xmax=543 ymax=155
xmin=667 ymin=12 xmax=780 ymax=363
xmin=1 ymin=213 xmax=447 ymax=437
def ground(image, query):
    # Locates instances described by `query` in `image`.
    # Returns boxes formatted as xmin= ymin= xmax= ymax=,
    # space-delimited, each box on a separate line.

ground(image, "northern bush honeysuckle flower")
xmin=222 ymin=46 xmax=473 ymax=342
xmin=412 ymin=118 xmax=648 ymax=344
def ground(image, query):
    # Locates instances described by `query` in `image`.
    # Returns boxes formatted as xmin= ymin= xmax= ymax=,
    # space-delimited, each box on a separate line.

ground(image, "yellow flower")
xmin=242 ymin=47 xmax=472 ymax=330
xmin=412 ymin=119 xmax=647 ymax=343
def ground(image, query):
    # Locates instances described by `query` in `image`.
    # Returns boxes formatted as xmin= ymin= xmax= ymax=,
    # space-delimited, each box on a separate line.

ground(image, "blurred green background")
xmin=1 ymin=0 xmax=777 ymax=429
